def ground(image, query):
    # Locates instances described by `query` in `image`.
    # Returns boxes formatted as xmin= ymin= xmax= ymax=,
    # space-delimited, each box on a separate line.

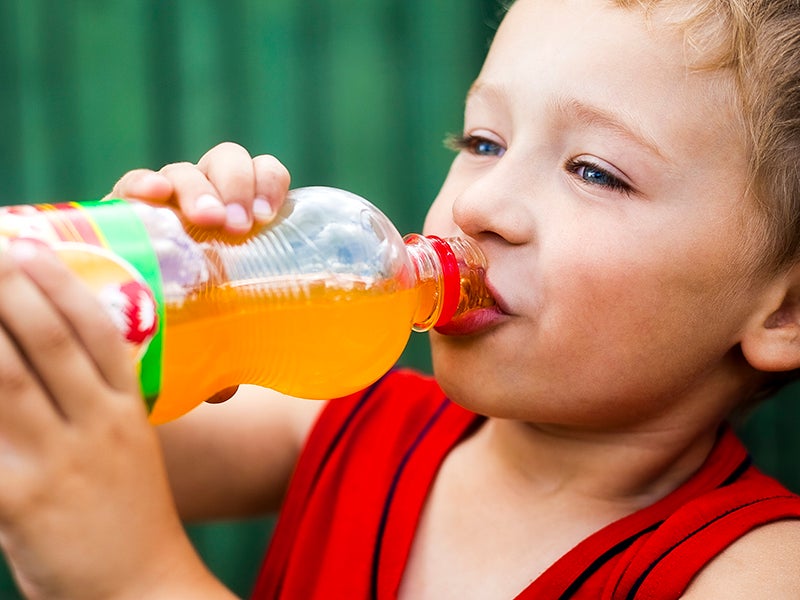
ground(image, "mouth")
xmin=433 ymin=305 xmax=506 ymax=336
xmin=432 ymin=270 xmax=512 ymax=336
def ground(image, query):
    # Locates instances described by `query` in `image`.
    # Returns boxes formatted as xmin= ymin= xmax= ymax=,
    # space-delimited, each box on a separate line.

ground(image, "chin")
xmin=430 ymin=344 xmax=507 ymax=417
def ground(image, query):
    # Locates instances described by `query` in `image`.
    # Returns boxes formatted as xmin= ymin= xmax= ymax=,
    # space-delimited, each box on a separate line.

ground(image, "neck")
xmin=470 ymin=417 xmax=723 ymax=513
xmin=463 ymin=353 xmax=756 ymax=512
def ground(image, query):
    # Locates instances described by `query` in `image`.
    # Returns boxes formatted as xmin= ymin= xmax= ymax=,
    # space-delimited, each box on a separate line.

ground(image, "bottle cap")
xmin=425 ymin=236 xmax=460 ymax=327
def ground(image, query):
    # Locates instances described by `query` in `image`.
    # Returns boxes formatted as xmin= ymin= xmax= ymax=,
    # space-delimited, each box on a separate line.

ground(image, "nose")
xmin=449 ymin=160 xmax=534 ymax=245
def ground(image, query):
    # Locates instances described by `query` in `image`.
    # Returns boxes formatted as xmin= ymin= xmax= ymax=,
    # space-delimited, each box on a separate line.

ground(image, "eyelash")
xmin=446 ymin=134 xmax=634 ymax=195
xmin=445 ymin=133 xmax=505 ymax=157
xmin=564 ymin=158 xmax=633 ymax=195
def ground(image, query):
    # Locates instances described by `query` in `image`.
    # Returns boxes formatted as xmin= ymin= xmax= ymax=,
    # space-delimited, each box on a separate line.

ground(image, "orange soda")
xmin=0 ymin=187 xmax=494 ymax=423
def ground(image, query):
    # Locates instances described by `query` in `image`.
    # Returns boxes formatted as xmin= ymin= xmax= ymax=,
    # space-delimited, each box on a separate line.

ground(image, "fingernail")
xmin=225 ymin=203 xmax=250 ymax=230
xmin=195 ymin=194 xmax=226 ymax=216
xmin=253 ymin=196 xmax=274 ymax=222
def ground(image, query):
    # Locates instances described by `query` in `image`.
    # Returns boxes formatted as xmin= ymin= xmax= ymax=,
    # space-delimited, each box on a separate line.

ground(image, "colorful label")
xmin=0 ymin=200 xmax=164 ymax=409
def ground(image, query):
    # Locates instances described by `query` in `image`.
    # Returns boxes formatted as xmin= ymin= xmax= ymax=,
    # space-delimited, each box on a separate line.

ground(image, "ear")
xmin=741 ymin=265 xmax=800 ymax=372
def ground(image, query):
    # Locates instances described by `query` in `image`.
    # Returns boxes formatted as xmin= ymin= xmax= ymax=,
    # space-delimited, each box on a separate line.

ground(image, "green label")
xmin=72 ymin=200 xmax=164 ymax=410
xmin=0 ymin=199 xmax=165 ymax=411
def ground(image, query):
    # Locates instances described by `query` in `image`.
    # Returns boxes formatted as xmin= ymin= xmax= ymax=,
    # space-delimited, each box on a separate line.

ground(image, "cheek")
xmin=556 ymin=202 xmax=756 ymax=323
xmin=422 ymin=191 xmax=454 ymax=236
xmin=543 ymin=237 xmax=752 ymax=373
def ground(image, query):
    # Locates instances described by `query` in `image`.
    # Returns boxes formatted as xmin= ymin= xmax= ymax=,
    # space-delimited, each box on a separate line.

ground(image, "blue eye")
xmin=473 ymin=139 xmax=504 ymax=156
xmin=566 ymin=158 xmax=631 ymax=193
xmin=446 ymin=134 xmax=505 ymax=157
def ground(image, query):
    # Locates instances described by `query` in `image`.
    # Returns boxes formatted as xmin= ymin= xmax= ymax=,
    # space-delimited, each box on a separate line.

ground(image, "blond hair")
xmin=613 ymin=0 xmax=800 ymax=273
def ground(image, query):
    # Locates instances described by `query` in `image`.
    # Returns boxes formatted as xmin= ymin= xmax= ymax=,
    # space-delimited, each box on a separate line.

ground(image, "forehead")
xmin=492 ymin=0 xmax=731 ymax=87
xmin=477 ymin=0 xmax=744 ymax=171
xmin=491 ymin=0 xmax=684 ymax=82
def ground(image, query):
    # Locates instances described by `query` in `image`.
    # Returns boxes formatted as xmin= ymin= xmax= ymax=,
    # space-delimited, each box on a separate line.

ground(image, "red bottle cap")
xmin=426 ymin=236 xmax=460 ymax=327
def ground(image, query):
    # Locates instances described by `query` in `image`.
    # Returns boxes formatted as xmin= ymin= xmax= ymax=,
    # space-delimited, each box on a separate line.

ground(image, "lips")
xmin=432 ymin=262 xmax=512 ymax=336
xmin=433 ymin=305 xmax=506 ymax=336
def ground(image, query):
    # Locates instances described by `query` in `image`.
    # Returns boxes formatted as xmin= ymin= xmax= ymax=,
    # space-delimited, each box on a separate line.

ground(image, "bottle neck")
xmin=404 ymin=234 xmax=494 ymax=331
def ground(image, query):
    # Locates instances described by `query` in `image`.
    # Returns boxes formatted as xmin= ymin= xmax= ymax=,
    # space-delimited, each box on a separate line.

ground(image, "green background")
xmin=0 ymin=1 xmax=796 ymax=597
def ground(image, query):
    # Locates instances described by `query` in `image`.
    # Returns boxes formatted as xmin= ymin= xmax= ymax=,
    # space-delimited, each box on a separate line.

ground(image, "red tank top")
xmin=252 ymin=369 xmax=800 ymax=599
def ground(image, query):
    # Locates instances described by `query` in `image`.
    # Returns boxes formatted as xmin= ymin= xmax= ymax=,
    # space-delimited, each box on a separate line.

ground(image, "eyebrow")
xmin=466 ymin=80 xmax=506 ymax=107
xmin=466 ymin=81 xmax=669 ymax=163
xmin=551 ymin=96 xmax=669 ymax=162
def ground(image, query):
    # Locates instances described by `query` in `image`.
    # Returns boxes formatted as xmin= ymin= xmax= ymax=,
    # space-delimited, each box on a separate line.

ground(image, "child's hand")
xmin=106 ymin=142 xmax=291 ymax=235
xmin=0 ymin=240 xmax=227 ymax=598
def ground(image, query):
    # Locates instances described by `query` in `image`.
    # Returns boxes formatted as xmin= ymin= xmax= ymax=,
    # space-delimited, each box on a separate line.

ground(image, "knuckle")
xmin=159 ymin=161 xmax=195 ymax=176
xmin=0 ymin=361 xmax=33 ymax=395
xmin=256 ymin=154 xmax=291 ymax=188
xmin=199 ymin=142 xmax=250 ymax=167
xmin=30 ymin=319 xmax=74 ymax=358
xmin=216 ymin=141 xmax=247 ymax=154
xmin=126 ymin=167 xmax=154 ymax=180
xmin=112 ymin=168 xmax=154 ymax=193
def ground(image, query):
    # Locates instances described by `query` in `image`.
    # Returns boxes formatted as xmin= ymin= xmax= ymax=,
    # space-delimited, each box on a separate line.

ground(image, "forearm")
xmin=103 ymin=548 xmax=240 ymax=600
xmin=1 ymin=494 xmax=238 ymax=600
xmin=158 ymin=386 xmax=322 ymax=521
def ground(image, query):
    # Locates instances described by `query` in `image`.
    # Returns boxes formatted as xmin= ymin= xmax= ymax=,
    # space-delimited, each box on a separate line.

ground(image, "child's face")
xmin=424 ymin=0 xmax=768 ymax=426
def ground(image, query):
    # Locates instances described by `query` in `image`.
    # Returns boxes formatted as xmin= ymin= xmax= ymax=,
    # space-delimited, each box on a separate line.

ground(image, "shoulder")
xmin=681 ymin=519 xmax=800 ymax=599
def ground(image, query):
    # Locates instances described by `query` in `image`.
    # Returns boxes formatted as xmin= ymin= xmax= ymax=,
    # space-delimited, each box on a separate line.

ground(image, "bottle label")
xmin=0 ymin=200 xmax=164 ymax=409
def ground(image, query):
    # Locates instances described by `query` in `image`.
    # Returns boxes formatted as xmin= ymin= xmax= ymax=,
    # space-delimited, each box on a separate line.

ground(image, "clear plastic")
xmin=0 ymin=187 xmax=494 ymax=423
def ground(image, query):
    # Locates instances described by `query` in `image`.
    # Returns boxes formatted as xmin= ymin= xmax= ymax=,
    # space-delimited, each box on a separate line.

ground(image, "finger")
xmin=197 ymin=142 xmax=257 ymax=234
xmin=158 ymin=161 xmax=228 ymax=228
xmin=105 ymin=169 xmax=174 ymax=203
xmin=0 ymin=248 xmax=75 ymax=438
xmin=1 ymin=241 xmax=141 ymax=423
xmin=16 ymin=242 xmax=138 ymax=395
xmin=0 ymin=295 xmax=63 ymax=445
xmin=0 ymin=329 xmax=65 ymax=503
xmin=252 ymin=154 xmax=291 ymax=224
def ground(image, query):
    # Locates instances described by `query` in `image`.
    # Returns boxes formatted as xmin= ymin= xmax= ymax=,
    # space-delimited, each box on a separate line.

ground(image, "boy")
xmin=0 ymin=0 xmax=798 ymax=598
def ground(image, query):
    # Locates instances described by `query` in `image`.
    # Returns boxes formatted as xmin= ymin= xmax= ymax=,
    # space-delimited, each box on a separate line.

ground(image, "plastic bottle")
xmin=0 ymin=187 xmax=494 ymax=423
